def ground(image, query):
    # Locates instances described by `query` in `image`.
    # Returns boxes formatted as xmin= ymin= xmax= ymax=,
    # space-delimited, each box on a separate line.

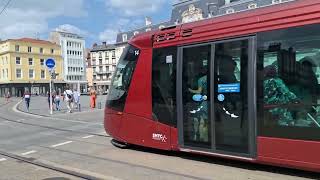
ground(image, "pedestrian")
xmin=73 ymin=89 xmax=80 ymax=111
xmin=54 ymin=91 xmax=61 ymax=111
xmin=89 ymin=87 xmax=97 ymax=109
xmin=23 ymin=90 xmax=31 ymax=112
xmin=5 ymin=91 xmax=10 ymax=102
xmin=63 ymin=86 xmax=73 ymax=113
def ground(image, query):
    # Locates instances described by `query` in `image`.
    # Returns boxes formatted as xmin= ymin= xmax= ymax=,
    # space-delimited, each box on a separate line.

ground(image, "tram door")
xmin=180 ymin=38 xmax=255 ymax=156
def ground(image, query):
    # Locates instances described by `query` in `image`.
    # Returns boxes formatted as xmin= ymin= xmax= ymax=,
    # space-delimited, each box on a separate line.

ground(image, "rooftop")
xmin=2 ymin=38 xmax=60 ymax=46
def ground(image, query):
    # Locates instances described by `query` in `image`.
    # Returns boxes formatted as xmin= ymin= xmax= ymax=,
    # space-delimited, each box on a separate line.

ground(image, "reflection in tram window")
xmin=258 ymin=24 xmax=320 ymax=140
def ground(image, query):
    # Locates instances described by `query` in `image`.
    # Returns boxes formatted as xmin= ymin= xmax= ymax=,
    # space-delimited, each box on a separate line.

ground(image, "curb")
xmin=15 ymin=101 xmax=103 ymax=118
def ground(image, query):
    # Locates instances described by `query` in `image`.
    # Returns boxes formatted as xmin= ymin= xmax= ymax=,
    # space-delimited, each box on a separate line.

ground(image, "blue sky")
xmin=0 ymin=0 xmax=174 ymax=47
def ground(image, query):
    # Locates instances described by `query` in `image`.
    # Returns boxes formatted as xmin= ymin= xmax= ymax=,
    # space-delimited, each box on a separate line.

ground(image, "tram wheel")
xmin=111 ymin=139 xmax=129 ymax=149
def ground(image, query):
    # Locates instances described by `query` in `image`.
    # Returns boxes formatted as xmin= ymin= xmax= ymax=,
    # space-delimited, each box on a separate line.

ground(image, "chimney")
xmin=145 ymin=16 xmax=152 ymax=26
xmin=102 ymin=42 xmax=107 ymax=46
xmin=93 ymin=43 xmax=97 ymax=47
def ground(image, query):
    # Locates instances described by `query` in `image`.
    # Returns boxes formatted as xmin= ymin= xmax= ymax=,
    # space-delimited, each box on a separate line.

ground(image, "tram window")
xmin=152 ymin=47 xmax=177 ymax=127
xmin=257 ymin=23 xmax=320 ymax=141
xmin=106 ymin=45 xmax=140 ymax=112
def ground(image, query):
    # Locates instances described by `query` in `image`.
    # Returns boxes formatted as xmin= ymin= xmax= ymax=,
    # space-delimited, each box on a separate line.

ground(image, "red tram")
xmin=105 ymin=0 xmax=320 ymax=172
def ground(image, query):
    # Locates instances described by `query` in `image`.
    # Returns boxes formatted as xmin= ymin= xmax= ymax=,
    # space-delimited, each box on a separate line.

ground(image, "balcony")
xmin=96 ymin=71 xmax=112 ymax=75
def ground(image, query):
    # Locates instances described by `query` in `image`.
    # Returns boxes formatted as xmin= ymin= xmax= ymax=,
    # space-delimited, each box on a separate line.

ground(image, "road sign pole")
xmin=46 ymin=58 xmax=55 ymax=115
xmin=49 ymin=74 xmax=53 ymax=115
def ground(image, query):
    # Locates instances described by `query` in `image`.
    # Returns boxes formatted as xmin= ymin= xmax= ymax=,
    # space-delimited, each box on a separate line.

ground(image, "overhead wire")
xmin=0 ymin=0 xmax=12 ymax=16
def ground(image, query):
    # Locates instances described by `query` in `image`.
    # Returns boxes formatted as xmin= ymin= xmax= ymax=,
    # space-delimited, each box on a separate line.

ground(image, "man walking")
xmin=63 ymin=86 xmax=73 ymax=113
xmin=23 ymin=90 xmax=31 ymax=112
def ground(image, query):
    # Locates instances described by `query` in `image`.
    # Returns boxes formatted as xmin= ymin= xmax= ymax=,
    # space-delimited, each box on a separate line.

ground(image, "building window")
xmin=51 ymin=49 xmax=54 ymax=54
xmin=41 ymin=70 xmax=45 ymax=79
xmin=15 ymin=45 xmax=19 ymax=52
xmin=40 ymin=47 xmax=43 ymax=54
xmin=248 ymin=3 xmax=257 ymax=9
xmin=29 ymin=69 xmax=34 ymax=79
xmin=16 ymin=57 xmax=21 ymax=65
xmin=28 ymin=46 xmax=32 ymax=53
xmin=16 ymin=69 xmax=22 ymax=79
xmin=40 ymin=59 xmax=44 ymax=66
xmin=226 ymin=8 xmax=235 ymax=14
xmin=122 ymin=34 xmax=127 ymax=42
xmin=112 ymin=51 xmax=115 ymax=58
xmin=272 ymin=0 xmax=281 ymax=4
xmin=28 ymin=58 xmax=33 ymax=65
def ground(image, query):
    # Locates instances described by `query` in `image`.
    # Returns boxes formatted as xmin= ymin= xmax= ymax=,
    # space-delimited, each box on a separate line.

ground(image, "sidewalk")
xmin=17 ymin=95 xmax=107 ymax=116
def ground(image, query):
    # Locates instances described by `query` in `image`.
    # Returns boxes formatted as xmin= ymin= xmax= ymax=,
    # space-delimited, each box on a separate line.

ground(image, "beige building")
xmin=0 ymin=38 xmax=64 ymax=97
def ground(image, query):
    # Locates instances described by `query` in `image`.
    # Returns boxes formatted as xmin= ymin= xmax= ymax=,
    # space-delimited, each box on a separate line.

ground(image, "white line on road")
xmin=21 ymin=150 xmax=37 ymax=156
xmin=0 ymin=158 xmax=6 ymax=162
xmin=82 ymin=135 xmax=94 ymax=139
xmin=51 ymin=141 xmax=73 ymax=148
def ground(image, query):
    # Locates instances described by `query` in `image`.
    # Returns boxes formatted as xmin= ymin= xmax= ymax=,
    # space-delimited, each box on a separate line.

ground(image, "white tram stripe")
xmin=21 ymin=150 xmax=37 ymax=156
xmin=51 ymin=141 xmax=73 ymax=148
xmin=82 ymin=135 xmax=94 ymax=139
xmin=0 ymin=158 xmax=6 ymax=162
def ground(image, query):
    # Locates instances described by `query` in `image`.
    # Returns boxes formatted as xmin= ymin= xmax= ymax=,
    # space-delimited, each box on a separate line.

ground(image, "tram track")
xmin=0 ymin=115 xmax=110 ymax=138
xmin=0 ymin=150 xmax=119 ymax=180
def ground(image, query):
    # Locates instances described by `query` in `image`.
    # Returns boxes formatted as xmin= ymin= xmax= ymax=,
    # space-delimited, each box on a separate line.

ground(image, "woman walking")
xmin=23 ymin=90 xmax=31 ymax=112
xmin=89 ymin=87 xmax=97 ymax=109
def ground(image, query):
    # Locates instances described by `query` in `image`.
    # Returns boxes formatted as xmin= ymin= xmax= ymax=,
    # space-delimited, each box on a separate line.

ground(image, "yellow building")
xmin=0 ymin=38 xmax=65 ymax=97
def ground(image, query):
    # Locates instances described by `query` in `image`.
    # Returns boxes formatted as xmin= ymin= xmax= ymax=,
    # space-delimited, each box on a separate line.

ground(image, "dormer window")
xmin=272 ymin=0 xmax=281 ymax=4
xmin=122 ymin=34 xmax=127 ymax=42
xmin=226 ymin=8 xmax=235 ymax=14
xmin=248 ymin=3 xmax=257 ymax=9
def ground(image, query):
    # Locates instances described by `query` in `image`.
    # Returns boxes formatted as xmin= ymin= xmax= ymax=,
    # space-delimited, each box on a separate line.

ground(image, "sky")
xmin=0 ymin=0 xmax=174 ymax=47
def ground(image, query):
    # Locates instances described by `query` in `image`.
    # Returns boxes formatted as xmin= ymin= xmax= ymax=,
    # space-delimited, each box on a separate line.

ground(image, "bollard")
xmin=78 ymin=103 xmax=81 ymax=112
xmin=98 ymin=102 xmax=102 ymax=109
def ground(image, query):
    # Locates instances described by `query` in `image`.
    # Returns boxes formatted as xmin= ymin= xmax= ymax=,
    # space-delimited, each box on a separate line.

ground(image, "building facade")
xmin=49 ymin=31 xmax=87 ymax=92
xmin=85 ymin=48 xmax=93 ymax=89
xmin=116 ymin=0 xmax=295 ymax=44
xmin=0 ymin=38 xmax=64 ymax=97
xmin=90 ymin=42 xmax=125 ymax=93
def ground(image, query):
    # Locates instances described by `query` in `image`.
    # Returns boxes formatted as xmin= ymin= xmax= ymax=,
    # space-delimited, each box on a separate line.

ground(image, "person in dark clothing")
xmin=23 ymin=90 xmax=31 ymax=112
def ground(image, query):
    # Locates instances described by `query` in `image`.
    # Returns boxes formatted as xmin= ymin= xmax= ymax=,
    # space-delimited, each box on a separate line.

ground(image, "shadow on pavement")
xmin=126 ymin=144 xmax=319 ymax=179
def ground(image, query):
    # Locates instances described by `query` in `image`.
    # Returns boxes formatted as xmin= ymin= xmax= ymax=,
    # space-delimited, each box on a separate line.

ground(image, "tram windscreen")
xmin=106 ymin=44 xmax=140 ymax=112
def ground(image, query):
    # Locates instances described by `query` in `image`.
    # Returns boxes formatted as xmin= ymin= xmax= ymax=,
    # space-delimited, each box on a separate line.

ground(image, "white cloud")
xmin=98 ymin=18 xmax=145 ymax=43
xmin=0 ymin=0 xmax=87 ymax=40
xmin=105 ymin=0 xmax=166 ymax=16
xmin=99 ymin=29 xmax=118 ymax=44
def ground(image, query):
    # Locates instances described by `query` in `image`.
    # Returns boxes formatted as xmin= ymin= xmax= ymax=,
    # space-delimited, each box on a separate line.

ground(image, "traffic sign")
xmin=46 ymin=58 xmax=55 ymax=69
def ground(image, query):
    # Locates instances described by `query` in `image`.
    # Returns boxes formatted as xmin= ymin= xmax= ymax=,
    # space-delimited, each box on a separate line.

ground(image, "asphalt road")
xmin=0 ymin=97 xmax=318 ymax=180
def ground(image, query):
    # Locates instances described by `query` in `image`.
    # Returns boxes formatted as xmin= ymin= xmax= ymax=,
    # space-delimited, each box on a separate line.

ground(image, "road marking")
xmin=21 ymin=150 xmax=37 ymax=156
xmin=51 ymin=141 xmax=73 ymax=148
xmin=0 ymin=158 xmax=6 ymax=162
xmin=82 ymin=135 xmax=94 ymax=139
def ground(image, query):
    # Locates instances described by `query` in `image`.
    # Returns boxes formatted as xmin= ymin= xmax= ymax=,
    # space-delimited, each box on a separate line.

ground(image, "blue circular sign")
xmin=46 ymin=58 xmax=55 ymax=69
xmin=217 ymin=94 xmax=225 ymax=102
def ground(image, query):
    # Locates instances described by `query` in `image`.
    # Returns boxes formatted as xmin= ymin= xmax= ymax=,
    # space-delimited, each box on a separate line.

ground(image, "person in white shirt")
xmin=73 ymin=89 xmax=80 ymax=111
xmin=63 ymin=87 xmax=73 ymax=113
